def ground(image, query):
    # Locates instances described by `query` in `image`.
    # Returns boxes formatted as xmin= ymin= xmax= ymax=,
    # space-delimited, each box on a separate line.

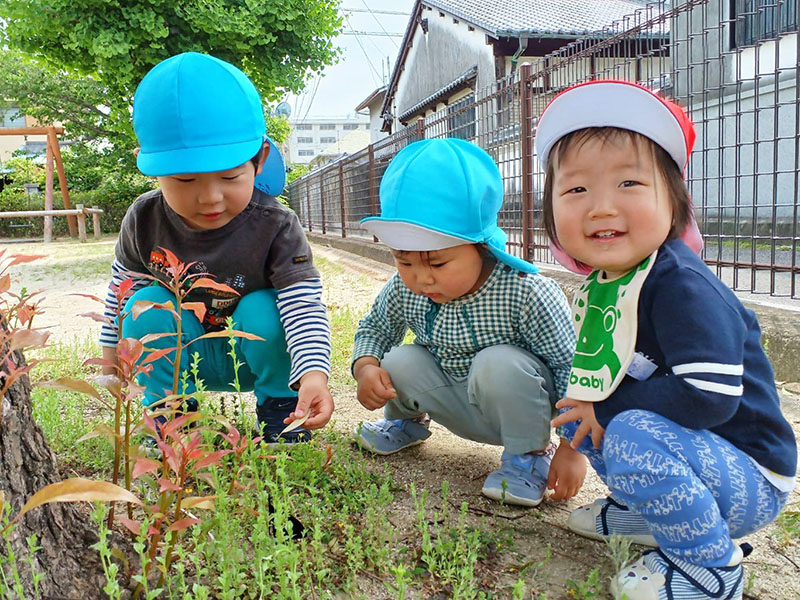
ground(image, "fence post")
xmin=319 ymin=171 xmax=327 ymax=234
xmin=415 ymin=118 xmax=425 ymax=141
xmin=76 ymin=204 xmax=87 ymax=242
xmin=91 ymin=206 xmax=101 ymax=239
xmin=519 ymin=63 xmax=534 ymax=263
xmin=305 ymin=178 xmax=312 ymax=231
xmin=44 ymin=136 xmax=54 ymax=243
xmin=368 ymin=145 xmax=378 ymax=242
xmin=339 ymin=162 xmax=347 ymax=238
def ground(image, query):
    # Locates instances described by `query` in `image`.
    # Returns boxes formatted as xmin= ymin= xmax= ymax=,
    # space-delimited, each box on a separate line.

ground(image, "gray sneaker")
xmin=354 ymin=417 xmax=431 ymax=455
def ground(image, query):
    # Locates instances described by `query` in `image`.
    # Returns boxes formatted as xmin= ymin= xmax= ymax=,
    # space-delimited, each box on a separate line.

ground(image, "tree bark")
xmin=1 ymin=347 xmax=125 ymax=599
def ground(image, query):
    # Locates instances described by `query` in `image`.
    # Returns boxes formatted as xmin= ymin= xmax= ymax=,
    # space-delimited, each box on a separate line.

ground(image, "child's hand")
xmin=547 ymin=438 xmax=587 ymax=500
xmin=551 ymin=398 xmax=606 ymax=450
xmin=284 ymin=371 xmax=334 ymax=430
xmin=353 ymin=358 xmax=396 ymax=410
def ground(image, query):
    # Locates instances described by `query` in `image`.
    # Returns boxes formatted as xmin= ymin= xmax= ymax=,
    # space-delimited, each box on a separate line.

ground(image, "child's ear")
xmin=254 ymin=141 xmax=270 ymax=175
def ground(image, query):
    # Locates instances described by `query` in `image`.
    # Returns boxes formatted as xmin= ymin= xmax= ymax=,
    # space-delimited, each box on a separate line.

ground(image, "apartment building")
xmin=286 ymin=116 xmax=370 ymax=164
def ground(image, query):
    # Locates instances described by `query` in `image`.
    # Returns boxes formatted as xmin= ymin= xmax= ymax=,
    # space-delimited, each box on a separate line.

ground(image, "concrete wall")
xmin=390 ymin=5 xmax=495 ymax=128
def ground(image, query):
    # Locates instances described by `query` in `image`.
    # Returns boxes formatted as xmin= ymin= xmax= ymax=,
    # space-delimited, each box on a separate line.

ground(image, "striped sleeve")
xmin=276 ymin=277 xmax=331 ymax=388
xmin=99 ymin=259 xmax=151 ymax=347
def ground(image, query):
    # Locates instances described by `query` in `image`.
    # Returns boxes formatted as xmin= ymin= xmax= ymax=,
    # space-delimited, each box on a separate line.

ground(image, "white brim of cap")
xmin=361 ymin=219 xmax=471 ymax=250
xmin=535 ymin=81 xmax=686 ymax=169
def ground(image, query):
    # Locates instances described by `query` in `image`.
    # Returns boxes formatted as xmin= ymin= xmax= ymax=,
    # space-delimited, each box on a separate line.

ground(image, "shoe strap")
xmin=600 ymin=496 xmax=629 ymax=536
xmin=648 ymin=548 xmax=736 ymax=598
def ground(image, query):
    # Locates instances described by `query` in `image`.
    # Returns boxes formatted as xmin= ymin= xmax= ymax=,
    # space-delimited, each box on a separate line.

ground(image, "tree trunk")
xmin=1 ymin=347 xmax=125 ymax=599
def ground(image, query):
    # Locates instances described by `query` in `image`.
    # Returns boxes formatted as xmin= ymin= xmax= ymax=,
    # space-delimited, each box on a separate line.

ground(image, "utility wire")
xmin=341 ymin=7 xmax=410 ymax=15
xmin=345 ymin=16 xmax=383 ymax=86
xmin=360 ymin=0 xmax=400 ymax=48
xmin=339 ymin=30 xmax=404 ymax=37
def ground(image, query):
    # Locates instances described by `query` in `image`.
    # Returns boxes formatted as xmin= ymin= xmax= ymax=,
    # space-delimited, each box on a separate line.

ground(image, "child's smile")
xmin=552 ymin=134 xmax=673 ymax=278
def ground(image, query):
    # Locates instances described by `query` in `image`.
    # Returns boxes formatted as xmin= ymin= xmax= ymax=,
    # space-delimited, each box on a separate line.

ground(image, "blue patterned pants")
xmin=573 ymin=409 xmax=790 ymax=566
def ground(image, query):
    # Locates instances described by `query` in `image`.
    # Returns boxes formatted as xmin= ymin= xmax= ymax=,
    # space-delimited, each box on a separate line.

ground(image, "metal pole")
xmin=320 ymin=172 xmax=327 ymax=234
xmin=368 ymin=145 xmax=378 ymax=242
xmin=519 ymin=63 xmax=533 ymax=263
xmin=339 ymin=162 xmax=347 ymax=238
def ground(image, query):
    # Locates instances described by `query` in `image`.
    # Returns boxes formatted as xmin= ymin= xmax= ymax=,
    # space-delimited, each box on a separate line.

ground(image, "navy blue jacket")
xmin=594 ymin=239 xmax=797 ymax=478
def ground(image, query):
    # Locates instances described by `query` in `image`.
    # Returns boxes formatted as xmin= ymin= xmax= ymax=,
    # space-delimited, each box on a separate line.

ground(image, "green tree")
xmin=0 ymin=0 xmax=339 ymax=168
xmin=0 ymin=0 xmax=341 ymax=102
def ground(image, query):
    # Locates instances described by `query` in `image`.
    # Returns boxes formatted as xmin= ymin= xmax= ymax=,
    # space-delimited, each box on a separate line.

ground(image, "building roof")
xmin=381 ymin=0 xmax=664 ymax=131
xmin=425 ymin=0 xmax=661 ymax=37
xmin=355 ymin=86 xmax=388 ymax=113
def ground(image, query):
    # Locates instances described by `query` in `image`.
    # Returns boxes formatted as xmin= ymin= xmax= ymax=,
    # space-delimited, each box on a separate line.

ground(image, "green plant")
xmin=565 ymin=568 xmax=603 ymax=599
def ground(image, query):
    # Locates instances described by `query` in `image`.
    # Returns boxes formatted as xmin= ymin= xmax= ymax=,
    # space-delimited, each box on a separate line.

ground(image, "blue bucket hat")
xmin=133 ymin=52 xmax=266 ymax=176
xmin=254 ymin=135 xmax=287 ymax=196
xmin=362 ymin=138 xmax=538 ymax=274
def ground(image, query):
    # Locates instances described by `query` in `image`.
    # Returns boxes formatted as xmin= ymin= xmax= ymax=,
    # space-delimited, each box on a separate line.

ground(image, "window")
xmin=0 ymin=108 xmax=26 ymax=128
xmin=447 ymin=94 xmax=476 ymax=140
xmin=343 ymin=123 xmax=359 ymax=130
xmin=295 ymin=124 xmax=313 ymax=130
xmin=319 ymin=123 xmax=336 ymax=130
xmin=320 ymin=136 xmax=337 ymax=144
xmin=734 ymin=0 xmax=797 ymax=47
xmin=296 ymin=136 xmax=313 ymax=144
xmin=298 ymin=150 xmax=315 ymax=157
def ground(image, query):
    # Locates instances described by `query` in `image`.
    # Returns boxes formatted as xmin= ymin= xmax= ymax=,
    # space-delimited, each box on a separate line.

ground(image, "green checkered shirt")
xmin=353 ymin=263 xmax=576 ymax=399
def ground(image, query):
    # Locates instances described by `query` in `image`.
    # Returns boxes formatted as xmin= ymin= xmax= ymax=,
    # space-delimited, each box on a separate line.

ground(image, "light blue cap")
xmin=362 ymin=138 xmax=538 ymax=274
xmin=254 ymin=136 xmax=287 ymax=196
xmin=133 ymin=52 xmax=266 ymax=176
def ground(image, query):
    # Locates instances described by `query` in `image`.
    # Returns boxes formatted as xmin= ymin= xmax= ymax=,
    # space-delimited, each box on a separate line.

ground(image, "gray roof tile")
xmin=423 ymin=0 xmax=662 ymax=36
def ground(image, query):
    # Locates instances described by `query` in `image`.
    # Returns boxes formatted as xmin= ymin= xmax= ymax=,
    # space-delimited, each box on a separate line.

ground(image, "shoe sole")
xmin=566 ymin=522 xmax=658 ymax=547
xmin=481 ymin=487 xmax=544 ymax=508
xmin=354 ymin=435 xmax=426 ymax=456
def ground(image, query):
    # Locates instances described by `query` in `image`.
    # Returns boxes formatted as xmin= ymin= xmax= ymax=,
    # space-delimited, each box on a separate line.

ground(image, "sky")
xmin=287 ymin=0 xmax=416 ymax=122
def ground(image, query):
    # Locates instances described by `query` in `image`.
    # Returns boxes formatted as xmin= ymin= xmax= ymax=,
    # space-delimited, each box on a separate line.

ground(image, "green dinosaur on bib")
xmin=567 ymin=254 xmax=655 ymax=401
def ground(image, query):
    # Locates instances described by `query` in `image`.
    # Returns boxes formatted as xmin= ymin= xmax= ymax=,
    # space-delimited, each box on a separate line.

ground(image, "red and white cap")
xmin=534 ymin=80 xmax=703 ymax=274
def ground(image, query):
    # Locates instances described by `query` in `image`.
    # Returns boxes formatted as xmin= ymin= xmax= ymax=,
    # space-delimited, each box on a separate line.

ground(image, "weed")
xmin=565 ymin=567 xmax=603 ymax=599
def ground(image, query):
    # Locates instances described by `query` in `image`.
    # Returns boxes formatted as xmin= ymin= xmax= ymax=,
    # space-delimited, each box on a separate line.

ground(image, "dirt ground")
xmin=6 ymin=237 xmax=800 ymax=599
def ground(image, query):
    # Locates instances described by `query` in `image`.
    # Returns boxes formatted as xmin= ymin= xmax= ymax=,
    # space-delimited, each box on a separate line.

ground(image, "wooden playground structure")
xmin=0 ymin=125 xmax=102 ymax=242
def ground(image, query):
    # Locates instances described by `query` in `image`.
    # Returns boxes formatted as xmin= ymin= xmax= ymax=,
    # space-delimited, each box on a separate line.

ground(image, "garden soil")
xmin=12 ymin=237 xmax=800 ymax=600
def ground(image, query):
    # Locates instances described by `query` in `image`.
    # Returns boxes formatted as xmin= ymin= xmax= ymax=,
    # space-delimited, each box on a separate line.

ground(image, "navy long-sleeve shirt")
xmin=594 ymin=239 xmax=797 ymax=479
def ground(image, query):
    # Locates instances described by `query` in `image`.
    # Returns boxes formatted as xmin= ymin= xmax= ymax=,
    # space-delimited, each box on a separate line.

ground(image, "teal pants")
xmin=121 ymin=285 xmax=295 ymax=407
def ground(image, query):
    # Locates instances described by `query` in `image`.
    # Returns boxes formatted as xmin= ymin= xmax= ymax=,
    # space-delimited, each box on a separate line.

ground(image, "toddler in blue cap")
xmin=99 ymin=52 xmax=332 ymax=443
xmin=352 ymin=138 xmax=585 ymax=507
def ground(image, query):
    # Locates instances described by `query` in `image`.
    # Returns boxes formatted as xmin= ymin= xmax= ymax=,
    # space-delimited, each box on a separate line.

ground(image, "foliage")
xmin=266 ymin=115 xmax=291 ymax=147
xmin=287 ymin=162 xmax=313 ymax=186
xmin=0 ymin=49 xmax=132 ymax=154
xmin=1 ymin=0 xmax=342 ymax=101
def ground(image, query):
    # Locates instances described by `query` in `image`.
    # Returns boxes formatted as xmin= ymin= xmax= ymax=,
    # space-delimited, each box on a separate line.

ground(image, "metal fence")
xmin=288 ymin=0 xmax=800 ymax=300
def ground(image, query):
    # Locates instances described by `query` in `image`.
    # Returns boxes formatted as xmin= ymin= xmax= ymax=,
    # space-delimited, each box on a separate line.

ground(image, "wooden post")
xmin=44 ymin=138 xmax=54 ymax=243
xmin=92 ymin=207 xmax=101 ymax=239
xmin=519 ymin=64 xmax=534 ymax=263
xmin=339 ymin=162 xmax=347 ymax=238
xmin=76 ymin=204 xmax=86 ymax=242
xmin=47 ymin=127 xmax=77 ymax=237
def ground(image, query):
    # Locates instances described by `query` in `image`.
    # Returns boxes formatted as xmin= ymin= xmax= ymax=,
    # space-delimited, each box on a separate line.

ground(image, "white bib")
xmin=566 ymin=250 xmax=657 ymax=401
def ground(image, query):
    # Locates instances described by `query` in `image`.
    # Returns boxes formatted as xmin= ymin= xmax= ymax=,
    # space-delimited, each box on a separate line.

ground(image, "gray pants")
xmin=381 ymin=344 xmax=556 ymax=455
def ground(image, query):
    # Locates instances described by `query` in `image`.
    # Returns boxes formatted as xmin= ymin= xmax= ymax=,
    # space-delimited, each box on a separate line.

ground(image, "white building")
xmin=286 ymin=116 xmax=370 ymax=164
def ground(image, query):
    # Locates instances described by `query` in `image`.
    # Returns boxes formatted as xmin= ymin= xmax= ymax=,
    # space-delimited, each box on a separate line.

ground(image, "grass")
xmin=19 ymin=312 xmax=523 ymax=598
xmin=7 ymin=237 xmax=116 ymax=284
